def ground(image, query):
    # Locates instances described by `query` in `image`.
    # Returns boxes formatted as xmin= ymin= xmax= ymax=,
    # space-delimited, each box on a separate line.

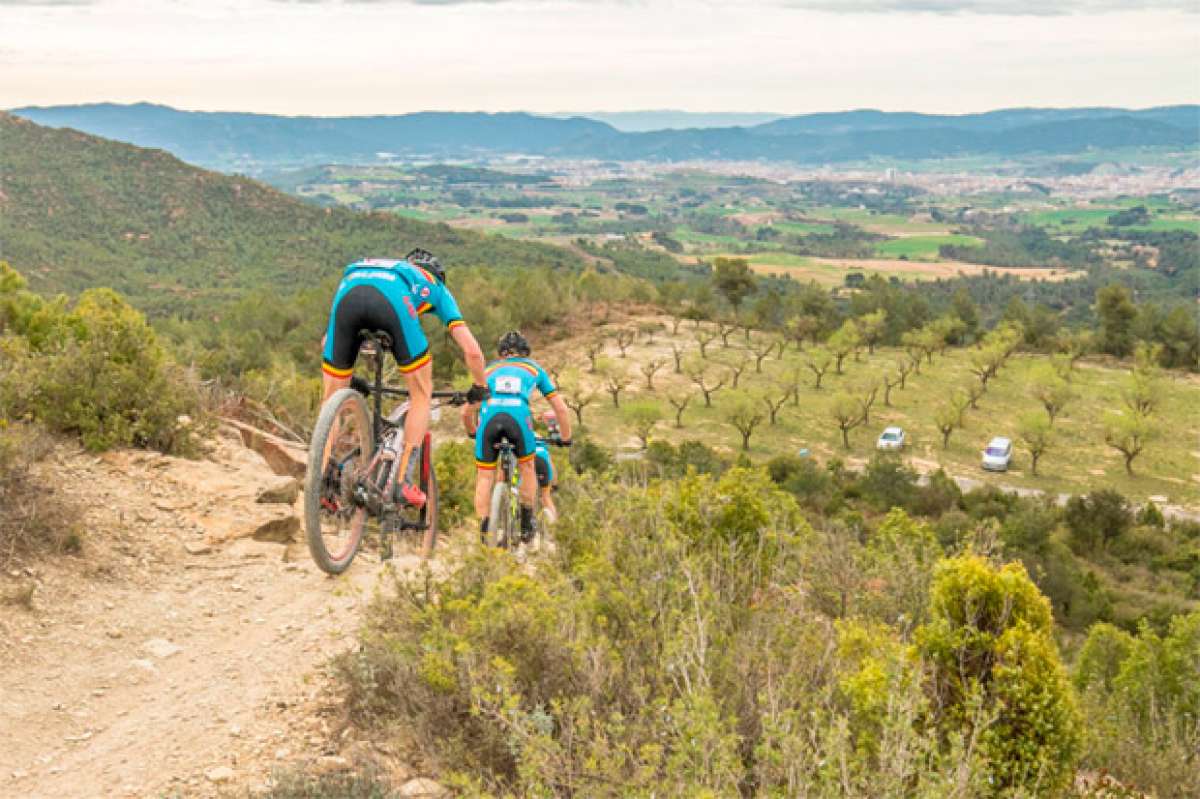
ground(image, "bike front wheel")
xmin=304 ymin=388 xmax=373 ymax=574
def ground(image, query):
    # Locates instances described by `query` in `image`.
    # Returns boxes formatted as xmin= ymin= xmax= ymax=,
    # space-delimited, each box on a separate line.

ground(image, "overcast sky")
xmin=1 ymin=0 xmax=1196 ymax=115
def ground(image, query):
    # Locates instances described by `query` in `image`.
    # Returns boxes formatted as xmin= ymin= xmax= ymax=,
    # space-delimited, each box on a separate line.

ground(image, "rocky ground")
xmin=0 ymin=426 xmax=441 ymax=798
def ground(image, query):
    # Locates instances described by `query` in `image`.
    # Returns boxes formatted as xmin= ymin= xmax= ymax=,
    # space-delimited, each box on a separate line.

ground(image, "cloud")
xmin=779 ymin=0 xmax=1197 ymax=14
xmin=0 ymin=1 xmax=95 ymax=5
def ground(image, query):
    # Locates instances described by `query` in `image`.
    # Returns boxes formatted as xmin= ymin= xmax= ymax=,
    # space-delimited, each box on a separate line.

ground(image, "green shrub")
xmin=917 ymin=554 xmax=1082 ymax=795
xmin=1065 ymin=490 xmax=1132 ymax=554
xmin=432 ymin=440 xmax=475 ymax=531
xmin=857 ymin=454 xmax=919 ymax=513
xmin=1076 ymin=613 xmax=1200 ymax=797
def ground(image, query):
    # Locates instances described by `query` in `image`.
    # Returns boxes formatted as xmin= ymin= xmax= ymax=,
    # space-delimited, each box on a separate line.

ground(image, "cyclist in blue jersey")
xmin=321 ymin=248 xmax=489 ymax=508
xmin=463 ymin=331 xmax=572 ymax=541
xmin=533 ymin=411 xmax=561 ymax=524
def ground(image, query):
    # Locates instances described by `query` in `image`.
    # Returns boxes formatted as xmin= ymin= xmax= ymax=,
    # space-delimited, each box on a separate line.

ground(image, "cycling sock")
xmin=401 ymin=443 xmax=419 ymax=484
xmin=519 ymin=505 xmax=534 ymax=534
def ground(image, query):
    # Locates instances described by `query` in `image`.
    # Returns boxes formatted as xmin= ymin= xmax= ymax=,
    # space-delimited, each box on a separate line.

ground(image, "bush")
xmin=568 ymin=436 xmax=612 ymax=475
xmin=1065 ymin=490 xmax=1133 ymax=554
xmin=1076 ymin=613 xmax=1200 ymax=797
xmin=857 ymin=454 xmax=919 ymax=513
xmin=0 ymin=421 xmax=83 ymax=566
xmin=916 ymin=555 xmax=1082 ymax=794
xmin=339 ymin=470 xmax=1016 ymax=795
xmin=433 ymin=440 xmax=475 ymax=531
xmin=766 ymin=453 xmax=837 ymax=511
xmin=1 ymin=285 xmax=200 ymax=453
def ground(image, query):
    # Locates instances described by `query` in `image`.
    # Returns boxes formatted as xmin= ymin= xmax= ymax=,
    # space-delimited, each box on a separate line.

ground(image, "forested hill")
xmin=0 ymin=113 xmax=582 ymax=315
xmin=12 ymin=102 xmax=1197 ymax=171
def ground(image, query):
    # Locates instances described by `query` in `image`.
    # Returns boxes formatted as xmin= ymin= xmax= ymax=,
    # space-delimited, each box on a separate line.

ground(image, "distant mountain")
xmin=9 ymin=102 xmax=1197 ymax=171
xmin=0 ymin=113 xmax=581 ymax=313
xmin=10 ymin=103 xmax=614 ymax=171
xmin=562 ymin=111 xmax=785 ymax=132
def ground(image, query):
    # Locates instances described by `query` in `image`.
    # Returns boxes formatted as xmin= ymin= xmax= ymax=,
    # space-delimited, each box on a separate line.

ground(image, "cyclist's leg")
xmin=474 ymin=414 xmax=502 ymax=529
xmin=381 ymin=298 xmax=432 ymax=503
xmin=321 ymin=290 xmax=364 ymax=399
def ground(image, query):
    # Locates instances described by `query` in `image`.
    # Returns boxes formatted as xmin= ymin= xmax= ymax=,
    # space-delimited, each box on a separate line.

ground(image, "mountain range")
xmin=10 ymin=103 xmax=1197 ymax=172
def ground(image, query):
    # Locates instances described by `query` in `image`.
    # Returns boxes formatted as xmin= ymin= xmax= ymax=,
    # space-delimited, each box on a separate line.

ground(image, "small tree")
xmin=858 ymin=309 xmax=887 ymax=354
xmin=717 ymin=319 xmax=738 ymax=348
xmin=1104 ymin=411 xmax=1156 ymax=475
xmin=830 ymin=391 xmax=864 ymax=449
xmin=718 ymin=355 xmax=748 ymax=389
xmin=785 ymin=314 xmax=820 ymax=351
xmin=585 ymin=339 xmax=606 ymax=373
xmin=564 ymin=386 xmax=597 ymax=427
xmin=694 ymin=328 xmax=717 ymax=359
xmin=1017 ymin=412 xmax=1053 ymax=476
xmin=669 ymin=342 xmax=686 ymax=373
xmin=637 ymin=321 xmax=662 ymax=344
xmin=827 ymin=320 xmax=862 ymax=374
xmin=882 ymin=370 xmax=903 ymax=406
xmin=760 ymin=386 xmax=790 ymax=426
xmin=622 ymin=401 xmax=662 ymax=449
xmin=805 ymin=347 xmax=833 ymax=389
xmin=724 ymin=391 xmax=765 ymax=451
xmin=750 ymin=338 xmax=775 ymax=373
xmin=684 ymin=357 xmax=726 ymax=408
xmin=934 ymin=401 xmax=960 ymax=449
xmin=1031 ymin=364 xmax=1074 ymax=423
xmin=614 ymin=328 xmax=636 ymax=358
xmin=856 ymin=382 xmax=879 ymax=425
xmin=597 ymin=359 xmax=632 ymax=408
xmin=640 ymin=358 xmax=665 ymax=390
xmin=713 ymin=256 xmax=757 ymax=312
xmin=894 ymin=356 xmax=914 ymax=389
xmin=964 ymin=380 xmax=986 ymax=410
xmin=667 ymin=391 xmax=692 ymax=428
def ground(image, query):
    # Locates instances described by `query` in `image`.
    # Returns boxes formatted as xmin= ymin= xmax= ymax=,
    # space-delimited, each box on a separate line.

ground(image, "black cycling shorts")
xmin=534 ymin=452 xmax=552 ymax=488
xmin=476 ymin=412 xmax=536 ymax=469
xmin=322 ymin=284 xmax=430 ymax=378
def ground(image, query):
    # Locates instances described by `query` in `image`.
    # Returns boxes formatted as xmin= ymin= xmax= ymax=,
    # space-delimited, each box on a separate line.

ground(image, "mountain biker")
xmin=534 ymin=412 xmax=561 ymax=524
xmin=463 ymin=331 xmax=571 ymax=542
xmin=321 ymin=248 xmax=488 ymax=508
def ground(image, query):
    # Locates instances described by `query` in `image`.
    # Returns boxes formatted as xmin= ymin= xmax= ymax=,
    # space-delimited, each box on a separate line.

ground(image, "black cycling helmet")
xmin=405 ymin=247 xmax=446 ymax=284
xmin=497 ymin=330 xmax=531 ymax=358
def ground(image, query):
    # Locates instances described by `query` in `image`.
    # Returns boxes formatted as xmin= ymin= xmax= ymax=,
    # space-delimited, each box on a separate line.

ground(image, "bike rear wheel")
xmin=487 ymin=478 xmax=512 ymax=549
xmin=305 ymin=388 xmax=373 ymax=574
xmin=416 ymin=435 xmax=439 ymax=558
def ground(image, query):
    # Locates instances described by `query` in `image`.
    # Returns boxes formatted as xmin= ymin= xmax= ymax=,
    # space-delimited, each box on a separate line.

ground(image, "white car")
xmin=981 ymin=437 xmax=1013 ymax=471
xmin=876 ymin=426 xmax=906 ymax=451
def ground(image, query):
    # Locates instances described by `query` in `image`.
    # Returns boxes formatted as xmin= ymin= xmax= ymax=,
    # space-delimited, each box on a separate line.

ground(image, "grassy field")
xmin=874 ymin=233 xmax=984 ymax=259
xmin=702 ymin=251 xmax=1078 ymax=286
xmin=538 ymin=318 xmax=1200 ymax=510
xmin=1018 ymin=205 xmax=1200 ymax=234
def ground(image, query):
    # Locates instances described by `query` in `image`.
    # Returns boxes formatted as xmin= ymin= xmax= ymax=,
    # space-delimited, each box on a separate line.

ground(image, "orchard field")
xmin=538 ymin=314 xmax=1200 ymax=511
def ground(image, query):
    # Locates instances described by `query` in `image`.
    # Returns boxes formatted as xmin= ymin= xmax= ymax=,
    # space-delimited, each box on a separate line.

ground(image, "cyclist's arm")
xmin=548 ymin=394 xmax=572 ymax=442
xmin=449 ymin=323 xmax=488 ymax=387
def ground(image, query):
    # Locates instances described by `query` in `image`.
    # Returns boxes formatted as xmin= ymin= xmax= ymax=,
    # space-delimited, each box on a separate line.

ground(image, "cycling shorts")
xmin=322 ymin=284 xmax=430 ymax=377
xmin=534 ymin=448 xmax=555 ymax=488
xmin=475 ymin=410 xmax=536 ymax=469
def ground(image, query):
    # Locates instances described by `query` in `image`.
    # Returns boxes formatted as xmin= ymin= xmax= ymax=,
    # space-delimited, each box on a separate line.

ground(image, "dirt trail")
xmin=0 ymin=429 xmax=420 ymax=798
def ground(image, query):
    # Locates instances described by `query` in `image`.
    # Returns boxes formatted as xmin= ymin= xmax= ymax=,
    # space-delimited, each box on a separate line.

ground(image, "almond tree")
xmin=585 ymin=339 xmax=606 ymax=373
xmin=1030 ymin=364 xmax=1074 ymax=423
xmin=856 ymin=382 xmax=879 ymax=425
xmin=760 ymin=385 xmax=790 ymax=426
xmin=1018 ymin=412 xmax=1053 ymax=476
xmin=667 ymin=391 xmax=692 ymax=428
xmin=717 ymin=319 xmax=738 ymax=348
xmin=640 ymin=358 xmax=665 ymax=390
xmin=806 ymin=347 xmax=834 ymax=389
xmin=724 ymin=391 xmax=765 ymax=451
xmin=562 ymin=383 xmax=598 ymax=427
xmin=684 ymin=357 xmax=726 ymax=408
xmin=895 ymin=356 xmax=914 ymax=388
xmin=964 ymin=380 xmax=987 ymax=410
xmin=858 ymin=309 xmax=888 ymax=355
xmin=614 ymin=328 xmax=636 ymax=358
xmin=670 ymin=342 xmax=686 ymax=373
xmin=622 ymin=401 xmax=662 ymax=450
xmin=750 ymin=337 xmax=776 ymax=373
xmin=934 ymin=401 xmax=961 ymax=449
xmin=597 ymin=359 xmax=632 ymax=408
xmin=717 ymin=355 xmax=748 ymax=389
xmin=1104 ymin=411 xmax=1157 ymax=475
xmin=830 ymin=391 xmax=864 ymax=449
xmin=827 ymin=320 xmax=862 ymax=374
xmin=882 ymin=370 xmax=903 ymax=406
xmin=694 ymin=328 xmax=717 ymax=359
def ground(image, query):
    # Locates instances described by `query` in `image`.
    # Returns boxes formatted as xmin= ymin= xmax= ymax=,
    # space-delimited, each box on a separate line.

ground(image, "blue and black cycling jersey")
xmin=322 ymin=258 xmax=464 ymax=377
xmin=475 ymin=357 xmax=557 ymax=469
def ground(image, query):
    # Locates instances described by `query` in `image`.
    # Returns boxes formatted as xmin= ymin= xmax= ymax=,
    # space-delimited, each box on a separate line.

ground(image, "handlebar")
xmin=349 ymin=377 xmax=469 ymax=406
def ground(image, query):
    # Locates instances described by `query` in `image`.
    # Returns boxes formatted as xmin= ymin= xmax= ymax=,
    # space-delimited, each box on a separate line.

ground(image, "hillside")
xmin=12 ymin=102 xmax=1197 ymax=171
xmin=0 ymin=113 xmax=583 ymax=313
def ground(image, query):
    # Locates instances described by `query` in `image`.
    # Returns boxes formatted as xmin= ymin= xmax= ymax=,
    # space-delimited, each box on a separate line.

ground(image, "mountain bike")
xmin=304 ymin=331 xmax=467 ymax=574
xmin=484 ymin=435 xmax=566 ymax=550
